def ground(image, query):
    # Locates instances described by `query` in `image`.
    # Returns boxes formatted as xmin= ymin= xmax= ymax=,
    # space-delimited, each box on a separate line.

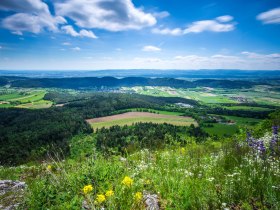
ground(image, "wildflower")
xmin=83 ymin=185 xmax=93 ymax=194
xmin=96 ymin=194 xmax=106 ymax=204
xmin=105 ymin=190 xmax=114 ymax=197
xmin=134 ymin=192 xmax=143 ymax=202
xmin=47 ymin=165 xmax=52 ymax=171
xmin=122 ymin=176 xmax=133 ymax=187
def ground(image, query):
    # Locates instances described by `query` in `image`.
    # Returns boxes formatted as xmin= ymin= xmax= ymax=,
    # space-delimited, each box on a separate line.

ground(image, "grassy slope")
xmin=1 ymin=137 xmax=279 ymax=209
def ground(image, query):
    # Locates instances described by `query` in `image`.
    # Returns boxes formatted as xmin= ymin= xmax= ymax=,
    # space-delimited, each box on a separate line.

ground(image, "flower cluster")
xmin=83 ymin=185 xmax=93 ymax=194
xmin=246 ymin=126 xmax=279 ymax=157
xmin=122 ymin=176 xmax=133 ymax=187
xmin=134 ymin=192 xmax=143 ymax=202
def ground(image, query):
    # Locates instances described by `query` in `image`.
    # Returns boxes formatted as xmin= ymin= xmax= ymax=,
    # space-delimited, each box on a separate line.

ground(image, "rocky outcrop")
xmin=0 ymin=180 xmax=26 ymax=210
xmin=144 ymin=191 xmax=160 ymax=210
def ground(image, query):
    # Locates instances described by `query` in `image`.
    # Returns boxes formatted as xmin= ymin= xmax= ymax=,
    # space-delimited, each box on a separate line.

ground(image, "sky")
xmin=0 ymin=0 xmax=279 ymax=70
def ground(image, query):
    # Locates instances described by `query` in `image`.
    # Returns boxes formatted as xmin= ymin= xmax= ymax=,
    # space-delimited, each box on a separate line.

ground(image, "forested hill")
xmin=0 ymin=76 xmax=259 ymax=89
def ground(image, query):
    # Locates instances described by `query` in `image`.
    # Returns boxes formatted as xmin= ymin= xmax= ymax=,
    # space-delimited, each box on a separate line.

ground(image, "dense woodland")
xmin=95 ymin=123 xmax=207 ymax=154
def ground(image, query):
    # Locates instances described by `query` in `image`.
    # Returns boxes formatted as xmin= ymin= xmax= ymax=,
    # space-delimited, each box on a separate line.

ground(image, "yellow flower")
xmin=47 ymin=165 xmax=52 ymax=171
xmin=134 ymin=192 xmax=143 ymax=202
xmin=83 ymin=185 xmax=93 ymax=194
xmin=96 ymin=194 xmax=106 ymax=203
xmin=105 ymin=190 xmax=114 ymax=197
xmin=122 ymin=176 xmax=133 ymax=187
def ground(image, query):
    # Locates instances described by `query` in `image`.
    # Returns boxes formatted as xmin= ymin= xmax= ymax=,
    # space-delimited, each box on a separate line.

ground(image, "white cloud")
xmin=0 ymin=0 xmax=66 ymax=34
xmin=2 ymin=13 xmax=66 ymax=34
xmin=241 ymin=51 xmax=280 ymax=59
xmin=71 ymin=47 xmax=81 ymax=51
xmin=152 ymin=15 xmax=235 ymax=36
xmin=142 ymin=45 xmax=161 ymax=52
xmin=55 ymin=0 xmax=156 ymax=32
xmin=152 ymin=28 xmax=183 ymax=36
xmin=215 ymin=15 xmax=233 ymax=22
xmin=153 ymin=11 xmax=170 ymax=19
xmin=61 ymin=25 xmax=97 ymax=39
xmin=62 ymin=42 xmax=71 ymax=46
xmin=0 ymin=0 xmax=49 ymax=13
xmin=184 ymin=18 xmax=235 ymax=34
xmin=257 ymin=8 xmax=280 ymax=24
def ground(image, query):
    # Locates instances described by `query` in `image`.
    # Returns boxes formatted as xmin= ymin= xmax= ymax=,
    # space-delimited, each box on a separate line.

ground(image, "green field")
xmin=0 ymin=89 xmax=53 ymax=109
xmin=204 ymin=123 xmax=239 ymax=136
xmin=87 ymin=112 xmax=197 ymax=130
xmin=122 ymin=86 xmax=280 ymax=106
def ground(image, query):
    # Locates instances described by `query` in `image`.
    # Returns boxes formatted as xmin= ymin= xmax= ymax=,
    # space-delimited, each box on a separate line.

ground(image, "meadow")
xmin=1 ymin=130 xmax=279 ymax=209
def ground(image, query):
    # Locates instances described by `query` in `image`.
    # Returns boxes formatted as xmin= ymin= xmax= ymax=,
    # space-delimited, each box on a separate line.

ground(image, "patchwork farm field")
xmin=87 ymin=112 xmax=197 ymax=129
xmin=122 ymin=86 xmax=280 ymax=106
xmin=0 ymin=88 xmax=53 ymax=109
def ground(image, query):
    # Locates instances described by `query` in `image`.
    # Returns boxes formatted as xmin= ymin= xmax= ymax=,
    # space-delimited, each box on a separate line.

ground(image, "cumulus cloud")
xmin=142 ymin=45 xmax=161 ymax=52
xmin=55 ymin=0 xmax=156 ymax=32
xmin=61 ymin=25 xmax=97 ymax=39
xmin=2 ymin=13 xmax=66 ymax=34
xmin=152 ymin=15 xmax=235 ymax=36
xmin=257 ymin=8 xmax=280 ymax=24
xmin=0 ymin=0 xmax=66 ymax=34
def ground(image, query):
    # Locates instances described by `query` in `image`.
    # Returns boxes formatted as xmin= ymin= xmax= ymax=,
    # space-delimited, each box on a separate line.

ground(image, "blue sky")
xmin=0 ymin=0 xmax=279 ymax=70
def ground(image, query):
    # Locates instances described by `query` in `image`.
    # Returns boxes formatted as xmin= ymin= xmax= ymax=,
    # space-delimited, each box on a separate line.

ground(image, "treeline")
xmin=46 ymin=92 xmax=198 ymax=119
xmin=95 ymin=123 xmax=208 ymax=154
xmin=0 ymin=76 xmax=259 ymax=89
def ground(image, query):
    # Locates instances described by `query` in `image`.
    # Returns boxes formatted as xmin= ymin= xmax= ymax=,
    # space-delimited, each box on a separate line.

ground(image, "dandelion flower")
xmin=96 ymin=194 xmax=106 ymax=203
xmin=83 ymin=185 xmax=93 ymax=194
xmin=47 ymin=165 xmax=52 ymax=171
xmin=134 ymin=192 xmax=143 ymax=202
xmin=122 ymin=176 xmax=133 ymax=187
xmin=105 ymin=190 xmax=114 ymax=197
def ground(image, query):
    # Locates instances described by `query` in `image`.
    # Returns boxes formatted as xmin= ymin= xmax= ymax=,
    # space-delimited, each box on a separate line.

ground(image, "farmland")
xmin=0 ymin=88 xmax=52 ymax=109
xmin=87 ymin=111 xmax=197 ymax=130
xmin=121 ymin=85 xmax=280 ymax=106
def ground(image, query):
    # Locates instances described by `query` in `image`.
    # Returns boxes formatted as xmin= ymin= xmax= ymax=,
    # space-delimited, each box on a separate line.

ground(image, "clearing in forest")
xmin=87 ymin=112 xmax=197 ymax=129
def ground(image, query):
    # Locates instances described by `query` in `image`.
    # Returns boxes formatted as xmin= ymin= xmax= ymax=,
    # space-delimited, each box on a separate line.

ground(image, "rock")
xmin=143 ymin=191 xmax=160 ymax=210
xmin=0 ymin=180 xmax=26 ymax=210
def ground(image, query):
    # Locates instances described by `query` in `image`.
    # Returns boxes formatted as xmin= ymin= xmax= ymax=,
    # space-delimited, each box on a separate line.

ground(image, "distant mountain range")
xmin=0 ymin=69 xmax=280 ymax=79
xmin=0 ymin=76 xmax=269 ymax=89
